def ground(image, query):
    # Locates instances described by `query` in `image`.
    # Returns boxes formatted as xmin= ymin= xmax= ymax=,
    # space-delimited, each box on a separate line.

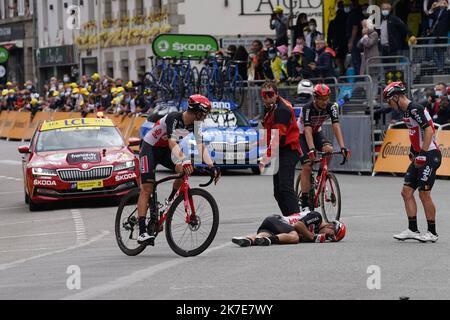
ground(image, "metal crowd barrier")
xmin=409 ymin=37 xmax=450 ymax=88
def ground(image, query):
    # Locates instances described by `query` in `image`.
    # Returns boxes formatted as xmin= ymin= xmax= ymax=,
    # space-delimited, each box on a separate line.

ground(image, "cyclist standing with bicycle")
xmin=298 ymin=84 xmax=350 ymax=210
xmin=384 ymin=82 xmax=442 ymax=243
xmin=137 ymin=94 xmax=221 ymax=245
xmin=259 ymin=81 xmax=302 ymax=217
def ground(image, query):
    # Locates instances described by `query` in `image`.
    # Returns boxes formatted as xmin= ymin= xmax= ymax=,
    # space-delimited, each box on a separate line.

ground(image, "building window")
xmin=119 ymin=0 xmax=128 ymax=19
xmin=43 ymin=0 xmax=48 ymax=31
xmin=106 ymin=61 xmax=114 ymax=78
xmin=135 ymin=0 xmax=144 ymax=15
xmin=57 ymin=0 xmax=63 ymax=29
xmin=104 ymin=0 xmax=112 ymax=20
xmin=121 ymin=59 xmax=129 ymax=81
xmin=137 ymin=59 xmax=146 ymax=80
xmin=88 ymin=0 xmax=95 ymax=21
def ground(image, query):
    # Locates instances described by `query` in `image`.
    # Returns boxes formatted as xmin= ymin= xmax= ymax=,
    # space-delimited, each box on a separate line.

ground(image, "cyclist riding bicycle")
xmin=297 ymin=83 xmax=351 ymax=210
xmin=137 ymin=94 xmax=221 ymax=245
xmin=231 ymin=210 xmax=346 ymax=246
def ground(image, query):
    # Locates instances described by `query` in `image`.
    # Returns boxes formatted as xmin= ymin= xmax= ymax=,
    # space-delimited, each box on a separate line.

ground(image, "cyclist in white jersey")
xmin=384 ymin=82 xmax=442 ymax=243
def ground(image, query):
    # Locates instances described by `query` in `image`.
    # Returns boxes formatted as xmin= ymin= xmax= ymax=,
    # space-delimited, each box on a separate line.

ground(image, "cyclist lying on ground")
xmin=231 ymin=211 xmax=346 ymax=246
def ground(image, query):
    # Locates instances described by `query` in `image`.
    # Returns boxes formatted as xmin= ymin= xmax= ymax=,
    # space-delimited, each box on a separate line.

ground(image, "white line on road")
xmin=71 ymin=209 xmax=88 ymax=244
xmin=0 ymin=176 xmax=22 ymax=182
xmin=0 ymin=206 xmax=27 ymax=211
xmin=0 ymin=231 xmax=76 ymax=240
xmin=0 ymin=230 xmax=110 ymax=272
xmin=0 ymin=247 xmax=63 ymax=253
xmin=0 ymin=160 xmax=21 ymax=166
xmin=0 ymin=217 xmax=72 ymax=227
xmin=62 ymin=242 xmax=232 ymax=300
xmin=0 ymin=191 xmax=23 ymax=195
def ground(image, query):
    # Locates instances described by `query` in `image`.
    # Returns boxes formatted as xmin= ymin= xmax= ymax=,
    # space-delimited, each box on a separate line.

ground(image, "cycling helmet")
xmin=313 ymin=84 xmax=331 ymax=97
xmin=188 ymin=94 xmax=212 ymax=113
xmin=297 ymin=79 xmax=314 ymax=96
xmin=383 ymin=81 xmax=407 ymax=100
xmin=332 ymin=220 xmax=346 ymax=242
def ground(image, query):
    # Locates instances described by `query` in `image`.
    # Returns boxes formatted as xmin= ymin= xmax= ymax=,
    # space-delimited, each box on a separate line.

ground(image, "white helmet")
xmin=297 ymin=79 xmax=314 ymax=96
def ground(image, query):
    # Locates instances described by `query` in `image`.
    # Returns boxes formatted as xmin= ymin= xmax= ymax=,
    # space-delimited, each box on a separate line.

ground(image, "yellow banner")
xmin=373 ymin=129 xmax=411 ymax=174
xmin=41 ymin=118 xmax=114 ymax=131
xmin=436 ymin=131 xmax=450 ymax=176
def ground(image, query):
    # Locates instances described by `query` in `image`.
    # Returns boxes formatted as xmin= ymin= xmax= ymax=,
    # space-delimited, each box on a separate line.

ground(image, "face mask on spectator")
xmin=26 ymin=85 xmax=32 ymax=90
xmin=63 ymin=77 xmax=70 ymax=83
xmin=382 ymin=10 xmax=390 ymax=17
xmin=435 ymin=90 xmax=443 ymax=97
xmin=309 ymin=25 xmax=316 ymax=31
xmin=344 ymin=6 xmax=351 ymax=13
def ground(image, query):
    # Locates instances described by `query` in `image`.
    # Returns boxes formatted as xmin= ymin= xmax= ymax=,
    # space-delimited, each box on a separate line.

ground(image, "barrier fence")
xmin=373 ymin=122 xmax=450 ymax=177
xmin=0 ymin=111 xmax=147 ymax=143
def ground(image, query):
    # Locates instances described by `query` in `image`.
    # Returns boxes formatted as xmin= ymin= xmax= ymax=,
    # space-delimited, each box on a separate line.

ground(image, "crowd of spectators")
xmin=0 ymin=75 xmax=156 ymax=117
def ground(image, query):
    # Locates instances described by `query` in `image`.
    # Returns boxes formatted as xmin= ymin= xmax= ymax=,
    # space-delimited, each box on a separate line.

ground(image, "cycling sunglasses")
xmin=261 ymin=90 xmax=276 ymax=99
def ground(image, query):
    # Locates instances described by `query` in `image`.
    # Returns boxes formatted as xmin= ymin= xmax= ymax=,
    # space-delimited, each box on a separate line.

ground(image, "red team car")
xmin=18 ymin=118 xmax=140 ymax=211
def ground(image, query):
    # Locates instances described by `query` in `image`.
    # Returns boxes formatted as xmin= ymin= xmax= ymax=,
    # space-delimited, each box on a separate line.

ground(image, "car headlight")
xmin=32 ymin=168 xmax=57 ymax=176
xmin=114 ymin=161 xmax=135 ymax=171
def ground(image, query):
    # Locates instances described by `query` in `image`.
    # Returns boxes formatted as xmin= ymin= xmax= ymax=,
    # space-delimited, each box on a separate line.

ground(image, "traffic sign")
xmin=0 ymin=47 xmax=9 ymax=64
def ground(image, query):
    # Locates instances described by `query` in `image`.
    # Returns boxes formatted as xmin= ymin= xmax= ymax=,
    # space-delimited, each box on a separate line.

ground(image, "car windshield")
xmin=203 ymin=109 xmax=249 ymax=128
xmin=36 ymin=127 xmax=124 ymax=152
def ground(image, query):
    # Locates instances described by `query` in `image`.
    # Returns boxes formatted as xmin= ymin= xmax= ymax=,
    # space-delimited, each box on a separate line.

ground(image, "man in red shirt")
xmin=259 ymin=81 xmax=302 ymax=216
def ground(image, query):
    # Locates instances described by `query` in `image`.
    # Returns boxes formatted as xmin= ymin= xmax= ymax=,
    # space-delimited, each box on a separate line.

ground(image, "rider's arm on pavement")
xmin=294 ymin=221 xmax=315 ymax=242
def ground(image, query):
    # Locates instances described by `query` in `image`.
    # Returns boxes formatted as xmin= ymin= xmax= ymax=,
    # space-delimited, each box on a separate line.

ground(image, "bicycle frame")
xmin=311 ymin=152 xmax=342 ymax=209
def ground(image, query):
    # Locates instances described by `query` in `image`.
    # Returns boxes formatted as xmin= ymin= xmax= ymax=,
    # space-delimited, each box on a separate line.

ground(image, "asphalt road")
xmin=1 ymin=139 xmax=450 ymax=300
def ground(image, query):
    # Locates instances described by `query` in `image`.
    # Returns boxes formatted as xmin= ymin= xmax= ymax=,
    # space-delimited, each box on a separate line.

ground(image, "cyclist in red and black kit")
xmin=384 ymin=82 xmax=442 ymax=243
xmin=259 ymin=81 xmax=302 ymax=216
xmin=231 ymin=210 xmax=346 ymax=246
xmin=297 ymin=83 xmax=350 ymax=210
xmin=137 ymin=95 xmax=221 ymax=245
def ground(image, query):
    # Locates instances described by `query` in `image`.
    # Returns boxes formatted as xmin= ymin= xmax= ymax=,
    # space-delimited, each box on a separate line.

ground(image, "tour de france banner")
xmin=374 ymin=128 xmax=450 ymax=176
xmin=373 ymin=129 xmax=412 ymax=174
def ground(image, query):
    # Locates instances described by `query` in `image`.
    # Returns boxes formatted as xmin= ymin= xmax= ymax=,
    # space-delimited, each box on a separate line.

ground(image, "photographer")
xmin=270 ymin=6 xmax=289 ymax=47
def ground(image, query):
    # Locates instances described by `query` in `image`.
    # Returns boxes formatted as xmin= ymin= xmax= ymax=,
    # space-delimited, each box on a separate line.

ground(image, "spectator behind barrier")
xmin=270 ymin=5 xmax=289 ymax=47
xmin=248 ymin=40 xmax=268 ymax=81
xmin=309 ymin=40 xmax=338 ymax=79
xmin=346 ymin=0 xmax=363 ymax=75
xmin=357 ymin=19 xmax=380 ymax=75
xmin=290 ymin=13 xmax=309 ymax=49
xmin=328 ymin=1 xmax=350 ymax=76
xmin=305 ymin=18 xmax=323 ymax=50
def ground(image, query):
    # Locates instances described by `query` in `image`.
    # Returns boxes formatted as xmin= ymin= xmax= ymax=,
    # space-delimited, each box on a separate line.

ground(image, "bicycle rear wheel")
xmin=295 ymin=170 xmax=317 ymax=210
xmin=115 ymin=188 xmax=147 ymax=256
xmin=165 ymin=188 xmax=219 ymax=257
xmin=320 ymin=173 xmax=341 ymax=222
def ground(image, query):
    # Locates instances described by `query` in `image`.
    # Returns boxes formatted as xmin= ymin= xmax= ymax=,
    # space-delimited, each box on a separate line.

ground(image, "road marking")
xmin=0 ymin=206 xmax=27 ymax=211
xmin=0 ymin=231 xmax=76 ymax=240
xmin=71 ymin=209 xmax=88 ymax=244
xmin=0 ymin=217 xmax=72 ymax=227
xmin=62 ymin=242 xmax=232 ymax=300
xmin=0 ymin=160 xmax=21 ymax=166
xmin=0 ymin=247 xmax=63 ymax=253
xmin=0 ymin=231 xmax=110 ymax=272
xmin=0 ymin=176 xmax=22 ymax=182
xmin=0 ymin=191 xmax=23 ymax=195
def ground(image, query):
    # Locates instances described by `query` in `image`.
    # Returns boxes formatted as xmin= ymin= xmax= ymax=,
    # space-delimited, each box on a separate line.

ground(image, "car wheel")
xmin=251 ymin=167 xmax=261 ymax=175
xmin=29 ymin=199 xmax=43 ymax=212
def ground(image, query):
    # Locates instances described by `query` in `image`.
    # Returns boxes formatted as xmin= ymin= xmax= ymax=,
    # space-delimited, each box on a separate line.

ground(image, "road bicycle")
xmin=115 ymin=169 xmax=219 ymax=257
xmin=223 ymin=59 xmax=246 ymax=107
xmin=295 ymin=151 xmax=347 ymax=222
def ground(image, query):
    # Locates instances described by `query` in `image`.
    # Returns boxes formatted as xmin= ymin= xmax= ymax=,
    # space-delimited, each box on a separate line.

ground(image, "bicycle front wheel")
xmin=165 ymin=188 xmax=219 ymax=257
xmin=115 ymin=188 xmax=147 ymax=256
xmin=320 ymin=173 xmax=341 ymax=222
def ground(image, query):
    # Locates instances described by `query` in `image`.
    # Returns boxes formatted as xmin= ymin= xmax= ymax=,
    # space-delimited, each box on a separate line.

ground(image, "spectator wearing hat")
xmin=287 ymin=45 xmax=303 ymax=82
xmin=270 ymin=5 xmax=289 ymax=47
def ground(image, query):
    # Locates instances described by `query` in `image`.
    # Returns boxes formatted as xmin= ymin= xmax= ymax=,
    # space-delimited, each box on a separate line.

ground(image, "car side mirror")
xmin=249 ymin=120 xmax=259 ymax=127
xmin=128 ymin=137 xmax=141 ymax=147
xmin=18 ymin=145 xmax=30 ymax=154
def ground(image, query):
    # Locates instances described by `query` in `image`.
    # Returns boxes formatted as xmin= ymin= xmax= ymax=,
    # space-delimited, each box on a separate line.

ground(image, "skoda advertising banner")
xmin=152 ymin=34 xmax=219 ymax=59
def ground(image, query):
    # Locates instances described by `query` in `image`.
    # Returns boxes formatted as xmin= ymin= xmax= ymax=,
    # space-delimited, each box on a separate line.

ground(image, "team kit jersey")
xmin=403 ymin=103 xmax=442 ymax=191
xmin=297 ymin=101 xmax=340 ymax=134
xmin=257 ymin=211 xmax=323 ymax=236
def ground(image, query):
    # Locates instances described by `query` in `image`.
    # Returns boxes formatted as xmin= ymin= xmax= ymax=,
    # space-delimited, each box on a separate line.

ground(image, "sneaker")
xmin=254 ymin=237 xmax=271 ymax=246
xmin=415 ymin=231 xmax=438 ymax=243
xmin=393 ymin=229 xmax=420 ymax=241
xmin=232 ymin=237 xmax=252 ymax=247
xmin=137 ymin=232 xmax=155 ymax=246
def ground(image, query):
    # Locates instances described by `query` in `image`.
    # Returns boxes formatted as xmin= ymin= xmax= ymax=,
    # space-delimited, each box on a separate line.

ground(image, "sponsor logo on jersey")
xmin=421 ymin=165 xmax=431 ymax=182
xmin=140 ymin=156 xmax=148 ymax=174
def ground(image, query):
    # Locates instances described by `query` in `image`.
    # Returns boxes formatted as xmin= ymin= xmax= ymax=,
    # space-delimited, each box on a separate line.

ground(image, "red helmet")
xmin=332 ymin=221 xmax=346 ymax=242
xmin=313 ymin=84 xmax=331 ymax=97
xmin=188 ymin=94 xmax=212 ymax=113
xmin=383 ymin=81 xmax=407 ymax=100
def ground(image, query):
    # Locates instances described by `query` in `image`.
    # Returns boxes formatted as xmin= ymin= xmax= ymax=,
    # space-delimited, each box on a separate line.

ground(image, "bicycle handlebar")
xmin=314 ymin=151 xmax=348 ymax=166
xmin=154 ymin=167 xmax=217 ymax=188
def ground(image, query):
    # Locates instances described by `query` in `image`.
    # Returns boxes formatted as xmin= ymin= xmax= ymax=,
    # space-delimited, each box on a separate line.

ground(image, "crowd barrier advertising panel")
xmin=436 ymin=130 xmax=450 ymax=176
xmin=0 ymin=111 xmax=10 ymax=136
xmin=7 ymin=112 xmax=31 ymax=140
xmin=373 ymin=129 xmax=411 ymax=174
xmin=0 ymin=111 xmax=17 ymax=138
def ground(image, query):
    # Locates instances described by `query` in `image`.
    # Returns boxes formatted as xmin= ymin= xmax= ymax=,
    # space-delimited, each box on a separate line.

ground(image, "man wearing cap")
xmin=270 ymin=5 xmax=289 ymax=47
